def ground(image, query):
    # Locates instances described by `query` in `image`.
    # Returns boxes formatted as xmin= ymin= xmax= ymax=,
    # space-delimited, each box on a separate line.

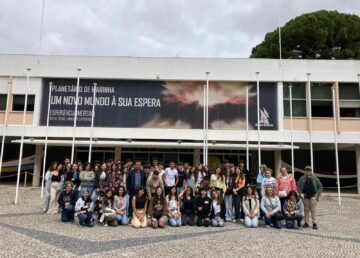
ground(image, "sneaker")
xmin=240 ymin=219 xmax=244 ymax=223
xmin=103 ymin=222 xmax=108 ymax=227
xmin=303 ymin=223 xmax=309 ymax=228
xmin=232 ymin=219 xmax=236 ymax=223
xmin=313 ymin=224 xmax=318 ymax=230
xmin=265 ymin=224 xmax=270 ymax=228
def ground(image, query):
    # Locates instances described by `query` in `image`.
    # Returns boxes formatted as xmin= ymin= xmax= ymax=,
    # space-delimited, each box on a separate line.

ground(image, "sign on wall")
xmin=40 ymin=79 xmax=278 ymax=130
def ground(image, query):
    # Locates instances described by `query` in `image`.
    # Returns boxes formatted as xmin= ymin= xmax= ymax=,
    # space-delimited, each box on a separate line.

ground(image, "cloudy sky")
xmin=0 ymin=0 xmax=359 ymax=58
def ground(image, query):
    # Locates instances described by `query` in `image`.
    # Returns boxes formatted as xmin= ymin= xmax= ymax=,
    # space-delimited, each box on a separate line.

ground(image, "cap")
xmin=305 ymin=166 xmax=312 ymax=171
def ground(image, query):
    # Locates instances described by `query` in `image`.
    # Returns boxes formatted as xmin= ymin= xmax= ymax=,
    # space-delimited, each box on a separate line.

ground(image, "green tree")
xmin=250 ymin=10 xmax=360 ymax=59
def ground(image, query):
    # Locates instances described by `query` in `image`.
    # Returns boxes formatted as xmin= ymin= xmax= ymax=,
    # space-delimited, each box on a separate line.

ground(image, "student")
xmin=100 ymin=189 xmax=118 ymax=226
xmin=261 ymin=186 xmax=283 ymax=229
xmin=194 ymin=187 xmax=211 ymax=227
xmin=233 ymin=167 xmax=246 ymax=222
xmin=131 ymin=186 xmax=148 ymax=228
xmin=224 ymin=169 xmax=234 ymax=222
xmin=149 ymin=187 xmax=167 ymax=229
xmin=108 ymin=163 xmax=120 ymax=191
xmin=276 ymin=166 xmax=298 ymax=213
xmin=256 ymin=164 xmax=267 ymax=197
xmin=43 ymin=162 xmax=57 ymax=212
xmin=283 ymin=190 xmax=304 ymax=229
xmin=146 ymin=170 xmax=164 ymax=198
xmin=261 ymin=168 xmax=277 ymax=197
xmin=126 ymin=161 xmax=147 ymax=217
xmin=79 ymin=162 xmax=96 ymax=197
xmin=210 ymin=167 xmax=227 ymax=194
xmin=242 ymin=185 xmax=260 ymax=228
xmin=179 ymin=188 xmax=196 ymax=226
xmin=47 ymin=163 xmax=63 ymax=214
xmin=166 ymin=186 xmax=182 ymax=227
xmin=196 ymin=175 xmax=211 ymax=197
xmin=58 ymin=182 xmax=78 ymax=222
xmin=163 ymin=161 xmax=178 ymax=196
xmin=114 ymin=186 xmax=129 ymax=225
xmin=177 ymin=162 xmax=187 ymax=195
xmin=75 ymin=187 xmax=95 ymax=227
xmin=186 ymin=167 xmax=197 ymax=193
xmin=210 ymin=189 xmax=225 ymax=227
xmin=94 ymin=163 xmax=108 ymax=194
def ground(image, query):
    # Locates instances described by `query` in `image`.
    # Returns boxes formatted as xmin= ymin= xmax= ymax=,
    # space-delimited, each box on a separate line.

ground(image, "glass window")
xmin=0 ymin=94 xmax=7 ymax=111
xmin=311 ymin=83 xmax=333 ymax=117
xmin=311 ymin=83 xmax=332 ymax=99
xmin=339 ymin=83 xmax=360 ymax=100
xmin=283 ymin=82 xmax=306 ymax=117
xmin=12 ymin=95 xmax=35 ymax=111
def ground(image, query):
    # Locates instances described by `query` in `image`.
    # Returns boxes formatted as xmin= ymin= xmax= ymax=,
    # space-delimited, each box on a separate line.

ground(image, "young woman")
xmin=261 ymin=186 xmax=283 ymax=229
xmin=194 ymin=187 xmax=211 ymax=227
xmin=108 ymin=163 xmax=121 ymax=191
xmin=166 ymin=186 xmax=182 ymax=227
xmin=131 ymin=186 xmax=148 ymax=228
xmin=79 ymin=162 xmax=95 ymax=197
xmin=243 ymin=185 xmax=260 ymax=228
xmin=101 ymin=189 xmax=118 ymax=226
xmin=149 ymin=187 xmax=167 ymax=229
xmin=47 ymin=163 xmax=63 ymax=214
xmin=284 ymin=190 xmax=304 ymax=229
xmin=210 ymin=167 xmax=227 ymax=194
xmin=179 ymin=188 xmax=196 ymax=226
xmin=233 ymin=167 xmax=246 ymax=222
xmin=114 ymin=186 xmax=129 ymax=225
xmin=186 ymin=167 xmax=197 ymax=193
xmin=75 ymin=187 xmax=95 ymax=227
xmin=43 ymin=162 xmax=57 ymax=212
xmin=224 ymin=169 xmax=234 ymax=222
xmin=276 ymin=166 xmax=298 ymax=213
xmin=261 ymin=168 xmax=277 ymax=197
xmin=58 ymin=181 xmax=78 ymax=222
xmin=210 ymin=189 xmax=226 ymax=227
xmin=95 ymin=163 xmax=108 ymax=192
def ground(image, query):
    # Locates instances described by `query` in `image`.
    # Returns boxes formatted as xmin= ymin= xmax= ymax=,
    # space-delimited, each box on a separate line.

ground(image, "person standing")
xmin=224 ymin=169 xmax=234 ymax=222
xmin=47 ymin=163 xmax=63 ymax=214
xmin=297 ymin=166 xmax=323 ymax=230
xmin=146 ymin=170 xmax=164 ymax=198
xmin=43 ymin=162 xmax=57 ymax=212
xmin=261 ymin=168 xmax=277 ymax=197
xmin=79 ymin=162 xmax=96 ymax=197
xmin=276 ymin=166 xmax=298 ymax=213
xmin=163 ymin=161 xmax=178 ymax=196
xmin=233 ymin=167 xmax=246 ymax=222
xmin=176 ymin=162 xmax=188 ymax=195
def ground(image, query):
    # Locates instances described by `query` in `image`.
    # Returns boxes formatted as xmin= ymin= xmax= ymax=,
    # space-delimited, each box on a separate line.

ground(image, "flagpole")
xmin=71 ymin=68 xmax=81 ymax=164
xmin=203 ymin=84 xmax=206 ymax=165
xmin=289 ymin=85 xmax=295 ymax=174
xmin=307 ymin=73 xmax=314 ymax=169
xmin=40 ymin=82 xmax=52 ymax=199
xmin=0 ymin=80 xmax=11 ymax=177
xmin=205 ymin=72 xmax=210 ymax=165
xmin=332 ymin=86 xmax=341 ymax=207
xmin=88 ymin=83 xmax=97 ymax=163
xmin=15 ymin=68 xmax=31 ymax=205
xmin=246 ymin=86 xmax=249 ymax=172
xmin=256 ymin=72 xmax=261 ymax=170
xmin=277 ymin=0 xmax=282 ymax=67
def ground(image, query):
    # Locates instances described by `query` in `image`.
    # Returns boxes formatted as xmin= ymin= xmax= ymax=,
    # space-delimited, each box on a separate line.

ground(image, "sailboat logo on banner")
xmin=259 ymin=108 xmax=274 ymax=128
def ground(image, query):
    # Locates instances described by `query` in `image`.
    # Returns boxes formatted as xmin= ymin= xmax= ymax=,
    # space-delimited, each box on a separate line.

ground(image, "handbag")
xmin=274 ymin=211 xmax=284 ymax=220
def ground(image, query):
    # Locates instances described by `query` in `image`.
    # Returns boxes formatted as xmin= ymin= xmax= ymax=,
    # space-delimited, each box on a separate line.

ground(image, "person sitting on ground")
xmin=58 ymin=181 xmax=78 ymax=222
xmin=210 ymin=189 xmax=226 ymax=227
xmin=75 ymin=187 xmax=95 ymax=227
xmin=114 ymin=186 xmax=129 ymax=225
xmin=283 ymin=190 xmax=304 ymax=229
xmin=149 ymin=187 xmax=167 ymax=229
xmin=166 ymin=186 xmax=182 ymax=227
xmin=131 ymin=186 xmax=148 ymax=228
xmin=179 ymin=188 xmax=196 ymax=226
xmin=194 ymin=187 xmax=212 ymax=227
xmin=261 ymin=186 xmax=283 ymax=229
xmin=242 ymin=185 xmax=260 ymax=228
xmin=100 ymin=189 xmax=118 ymax=226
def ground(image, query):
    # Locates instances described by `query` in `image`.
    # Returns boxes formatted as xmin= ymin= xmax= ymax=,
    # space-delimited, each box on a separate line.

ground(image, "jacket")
xmin=297 ymin=175 xmax=323 ymax=197
xmin=210 ymin=174 xmax=227 ymax=193
xmin=210 ymin=200 xmax=226 ymax=220
xmin=242 ymin=195 xmax=260 ymax=216
xmin=260 ymin=195 xmax=281 ymax=214
xmin=194 ymin=196 xmax=211 ymax=218
xmin=75 ymin=196 xmax=95 ymax=213
xmin=224 ymin=176 xmax=234 ymax=195
xmin=94 ymin=171 xmax=108 ymax=189
xmin=283 ymin=199 xmax=304 ymax=216
xmin=126 ymin=169 xmax=147 ymax=194
xmin=146 ymin=176 xmax=164 ymax=198
xmin=114 ymin=194 xmax=129 ymax=216
xmin=80 ymin=170 xmax=95 ymax=184
xmin=58 ymin=190 xmax=78 ymax=208
xmin=276 ymin=174 xmax=298 ymax=197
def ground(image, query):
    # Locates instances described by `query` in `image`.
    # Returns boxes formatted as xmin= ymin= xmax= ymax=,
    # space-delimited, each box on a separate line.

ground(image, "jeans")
xmin=116 ymin=214 xmax=129 ymax=225
xmin=61 ymin=205 xmax=75 ymax=222
xmin=168 ymin=217 xmax=182 ymax=227
xmin=244 ymin=215 xmax=259 ymax=228
xmin=211 ymin=218 xmax=224 ymax=227
xmin=78 ymin=213 xmax=95 ymax=227
xmin=285 ymin=214 xmax=303 ymax=228
xmin=43 ymin=188 xmax=50 ymax=211
xmin=264 ymin=214 xmax=282 ymax=229
xmin=224 ymin=195 xmax=233 ymax=221
xmin=279 ymin=197 xmax=287 ymax=215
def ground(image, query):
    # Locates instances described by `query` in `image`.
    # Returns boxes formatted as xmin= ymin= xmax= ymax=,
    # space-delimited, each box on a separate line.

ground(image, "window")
xmin=0 ymin=94 xmax=7 ymax=111
xmin=311 ymin=83 xmax=333 ymax=117
xmin=339 ymin=83 xmax=360 ymax=118
xmin=283 ymin=82 xmax=307 ymax=117
xmin=12 ymin=95 xmax=35 ymax=111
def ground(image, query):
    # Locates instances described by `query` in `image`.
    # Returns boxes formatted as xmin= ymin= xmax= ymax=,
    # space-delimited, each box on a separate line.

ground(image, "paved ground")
xmin=0 ymin=185 xmax=359 ymax=258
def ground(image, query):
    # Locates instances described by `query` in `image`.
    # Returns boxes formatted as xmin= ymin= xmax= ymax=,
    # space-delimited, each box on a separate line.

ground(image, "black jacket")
xmin=126 ymin=169 xmax=147 ymax=194
xmin=210 ymin=200 xmax=226 ymax=220
xmin=194 ymin=196 xmax=211 ymax=218
xmin=94 ymin=171 xmax=108 ymax=189
xmin=58 ymin=190 xmax=78 ymax=208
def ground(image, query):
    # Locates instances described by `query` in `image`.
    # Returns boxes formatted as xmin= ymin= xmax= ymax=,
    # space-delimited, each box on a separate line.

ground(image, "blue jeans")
xmin=61 ymin=205 xmax=75 ymax=222
xmin=285 ymin=214 xmax=303 ymax=228
xmin=116 ymin=214 xmax=129 ymax=225
xmin=78 ymin=213 xmax=95 ymax=227
xmin=264 ymin=214 xmax=282 ymax=229
xmin=211 ymin=218 xmax=224 ymax=227
xmin=224 ymin=195 xmax=233 ymax=221
xmin=43 ymin=188 xmax=50 ymax=211
xmin=168 ymin=217 xmax=182 ymax=227
xmin=244 ymin=215 xmax=258 ymax=228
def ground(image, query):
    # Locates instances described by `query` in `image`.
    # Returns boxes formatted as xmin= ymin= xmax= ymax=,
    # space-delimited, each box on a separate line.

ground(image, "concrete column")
xmin=356 ymin=145 xmax=360 ymax=195
xmin=193 ymin=148 xmax=200 ymax=166
xmin=274 ymin=150 xmax=282 ymax=178
xmin=115 ymin=146 xmax=121 ymax=162
xmin=32 ymin=144 xmax=42 ymax=187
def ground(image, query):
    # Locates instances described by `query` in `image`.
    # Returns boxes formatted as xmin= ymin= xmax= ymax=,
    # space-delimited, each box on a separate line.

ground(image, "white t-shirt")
xmin=164 ymin=167 xmax=178 ymax=186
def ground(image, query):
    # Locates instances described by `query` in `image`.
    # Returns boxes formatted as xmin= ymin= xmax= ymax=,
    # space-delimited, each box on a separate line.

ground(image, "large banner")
xmin=40 ymin=79 xmax=278 ymax=130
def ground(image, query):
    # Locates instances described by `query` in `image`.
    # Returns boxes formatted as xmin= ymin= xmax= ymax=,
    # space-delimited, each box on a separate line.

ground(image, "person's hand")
xmin=216 ymin=216 xmax=220 ymax=222
xmin=290 ymin=211 xmax=295 ymax=216
xmin=64 ymin=202 xmax=70 ymax=208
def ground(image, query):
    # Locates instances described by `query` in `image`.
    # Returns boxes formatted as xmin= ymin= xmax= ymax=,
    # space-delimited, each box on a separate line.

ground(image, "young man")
xmin=146 ymin=170 xmax=164 ymax=198
xmin=194 ymin=187 xmax=211 ymax=227
xmin=177 ymin=162 xmax=187 ymax=195
xmin=163 ymin=161 xmax=178 ymax=196
xmin=297 ymin=166 xmax=323 ymax=230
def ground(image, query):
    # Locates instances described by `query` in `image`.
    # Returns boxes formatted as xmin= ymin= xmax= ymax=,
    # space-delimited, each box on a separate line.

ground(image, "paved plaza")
xmin=0 ymin=185 xmax=359 ymax=258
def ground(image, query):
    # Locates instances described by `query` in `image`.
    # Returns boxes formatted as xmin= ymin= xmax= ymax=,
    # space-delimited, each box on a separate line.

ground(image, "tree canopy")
xmin=250 ymin=10 xmax=360 ymax=59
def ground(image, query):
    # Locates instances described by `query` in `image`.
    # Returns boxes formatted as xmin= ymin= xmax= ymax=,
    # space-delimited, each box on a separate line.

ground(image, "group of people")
xmin=43 ymin=157 xmax=323 ymax=230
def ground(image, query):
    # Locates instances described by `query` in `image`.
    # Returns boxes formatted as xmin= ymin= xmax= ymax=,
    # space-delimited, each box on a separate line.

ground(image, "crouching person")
xmin=100 ymin=189 xmax=118 ymax=226
xmin=149 ymin=187 xmax=167 ymax=229
xmin=114 ymin=186 xmax=129 ymax=225
xmin=58 ymin=182 xmax=78 ymax=222
xmin=75 ymin=188 xmax=95 ymax=227
xmin=210 ymin=189 xmax=225 ymax=227
xmin=131 ymin=186 xmax=148 ymax=228
xmin=243 ymin=185 xmax=260 ymax=228
xmin=284 ymin=190 xmax=304 ymax=229
xmin=194 ymin=187 xmax=211 ymax=227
